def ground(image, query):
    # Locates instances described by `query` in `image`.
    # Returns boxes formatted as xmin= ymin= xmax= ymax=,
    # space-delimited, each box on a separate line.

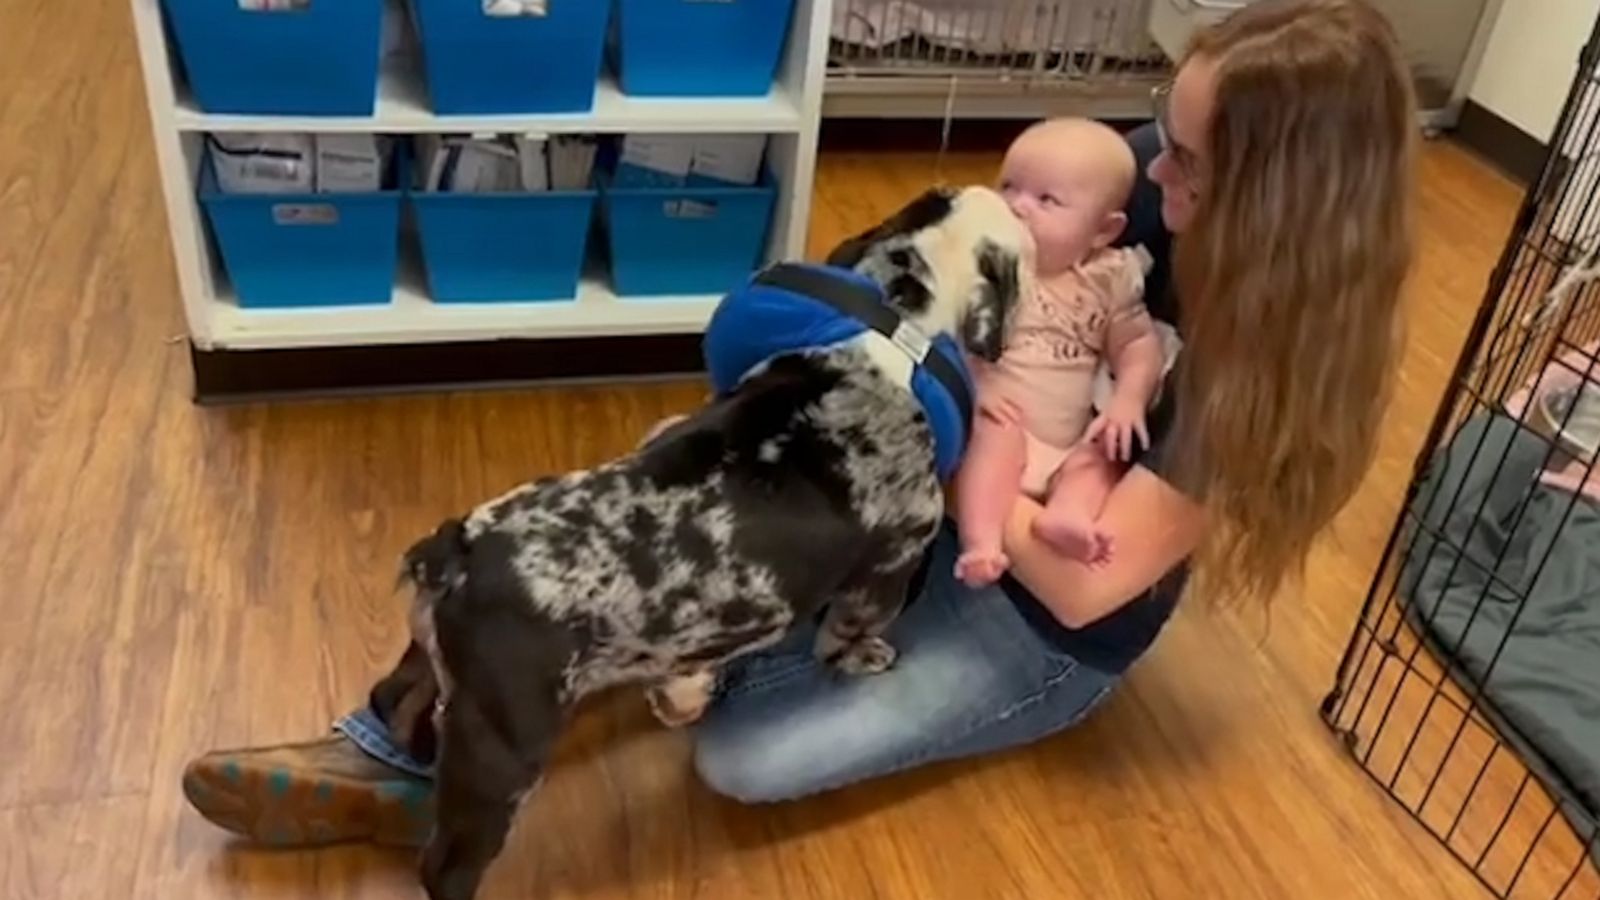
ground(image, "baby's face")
xmin=999 ymin=137 xmax=1124 ymax=276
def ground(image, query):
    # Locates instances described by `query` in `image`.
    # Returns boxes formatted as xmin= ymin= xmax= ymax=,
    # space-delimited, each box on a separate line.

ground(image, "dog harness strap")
xmin=751 ymin=264 xmax=975 ymax=437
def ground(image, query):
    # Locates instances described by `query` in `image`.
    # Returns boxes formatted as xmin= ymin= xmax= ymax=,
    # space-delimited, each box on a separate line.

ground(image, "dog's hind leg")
xmin=420 ymin=673 xmax=561 ymax=900
xmin=418 ymin=604 xmax=565 ymax=900
xmin=813 ymin=562 xmax=919 ymax=676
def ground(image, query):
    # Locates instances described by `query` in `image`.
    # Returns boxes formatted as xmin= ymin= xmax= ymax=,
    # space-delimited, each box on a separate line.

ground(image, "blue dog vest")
xmin=702 ymin=263 xmax=975 ymax=482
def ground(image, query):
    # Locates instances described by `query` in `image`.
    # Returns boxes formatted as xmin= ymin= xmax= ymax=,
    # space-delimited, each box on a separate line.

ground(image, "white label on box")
xmin=210 ymin=133 xmax=314 ymax=194
xmin=445 ymin=140 xmax=522 ymax=193
xmin=315 ymin=134 xmax=385 ymax=193
xmin=621 ymin=135 xmax=695 ymax=181
xmin=238 ymin=0 xmax=310 ymax=10
xmin=272 ymin=203 xmax=339 ymax=226
xmin=691 ymin=135 xmax=766 ymax=186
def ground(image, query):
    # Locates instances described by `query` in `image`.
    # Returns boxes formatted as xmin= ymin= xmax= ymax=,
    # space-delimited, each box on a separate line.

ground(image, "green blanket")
xmin=1399 ymin=409 xmax=1600 ymax=847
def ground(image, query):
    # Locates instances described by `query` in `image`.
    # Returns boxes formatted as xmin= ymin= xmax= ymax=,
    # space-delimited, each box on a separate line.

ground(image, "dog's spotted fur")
xmin=397 ymin=186 xmax=1031 ymax=900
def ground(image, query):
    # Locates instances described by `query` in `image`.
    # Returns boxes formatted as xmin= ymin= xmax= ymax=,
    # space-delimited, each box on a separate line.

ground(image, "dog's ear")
xmin=824 ymin=230 xmax=876 ymax=269
xmin=961 ymin=239 xmax=1022 ymax=362
xmin=824 ymin=186 xmax=957 ymax=268
xmin=401 ymin=518 xmax=469 ymax=591
xmin=368 ymin=642 xmax=440 ymax=765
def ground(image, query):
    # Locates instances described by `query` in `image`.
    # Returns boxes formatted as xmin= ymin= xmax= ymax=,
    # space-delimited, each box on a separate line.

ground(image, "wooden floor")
xmin=3 ymin=1 xmax=1586 ymax=897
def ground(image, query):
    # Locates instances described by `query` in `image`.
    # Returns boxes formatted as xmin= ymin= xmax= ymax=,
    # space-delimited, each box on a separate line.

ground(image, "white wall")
xmin=1469 ymin=0 xmax=1600 ymax=141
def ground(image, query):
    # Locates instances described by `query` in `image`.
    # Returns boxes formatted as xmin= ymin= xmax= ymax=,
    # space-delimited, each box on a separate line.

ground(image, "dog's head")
xmin=824 ymin=185 xmax=1033 ymax=362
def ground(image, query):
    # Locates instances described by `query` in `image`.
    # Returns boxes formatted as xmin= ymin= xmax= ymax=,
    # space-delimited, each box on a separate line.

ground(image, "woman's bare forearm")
xmin=999 ymin=465 xmax=1203 ymax=628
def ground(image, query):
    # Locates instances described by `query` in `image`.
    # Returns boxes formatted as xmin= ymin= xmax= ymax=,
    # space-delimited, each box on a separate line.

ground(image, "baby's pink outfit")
xmin=975 ymin=245 xmax=1152 ymax=496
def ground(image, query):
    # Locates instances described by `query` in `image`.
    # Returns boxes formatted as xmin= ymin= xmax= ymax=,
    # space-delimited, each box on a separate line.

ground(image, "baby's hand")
xmin=978 ymin=394 xmax=1024 ymax=427
xmin=1083 ymin=397 xmax=1149 ymax=462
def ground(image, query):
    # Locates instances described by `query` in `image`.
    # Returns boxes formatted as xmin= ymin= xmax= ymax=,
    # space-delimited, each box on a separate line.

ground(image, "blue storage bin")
xmin=411 ymin=0 xmax=610 ymax=114
xmin=412 ymin=188 xmax=598 ymax=302
xmin=198 ymin=150 xmax=404 ymax=309
xmin=602 ymin=171 xmax=776 ymax=296
xmin=161 ymin=0 xmax=383 ymax=115
xmin=614 ymin=0 xmax=795 ymax=96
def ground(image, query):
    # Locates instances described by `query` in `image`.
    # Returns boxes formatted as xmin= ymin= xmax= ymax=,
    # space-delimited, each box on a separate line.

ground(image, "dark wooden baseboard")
xmin=1455 ymin=100 xmax=1549 ymax=186
xmin=190 ymin=333 xmax=706 ymax=404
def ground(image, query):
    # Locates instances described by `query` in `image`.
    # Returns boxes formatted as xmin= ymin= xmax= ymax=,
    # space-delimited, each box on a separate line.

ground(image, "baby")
xmin=954 ymin=118 xmax=1167 ymax=587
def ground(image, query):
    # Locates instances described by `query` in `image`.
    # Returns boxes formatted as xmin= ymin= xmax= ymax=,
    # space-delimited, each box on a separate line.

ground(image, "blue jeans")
xmin=336 ymin=526 xmax=1120 ymax=801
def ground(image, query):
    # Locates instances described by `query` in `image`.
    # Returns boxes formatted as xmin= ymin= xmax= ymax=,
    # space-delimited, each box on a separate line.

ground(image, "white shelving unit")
xmin=130 ymin=0 xmax=834 ymax=352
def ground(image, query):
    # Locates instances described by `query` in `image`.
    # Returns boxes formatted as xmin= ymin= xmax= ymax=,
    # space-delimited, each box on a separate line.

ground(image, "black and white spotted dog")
xmin=399 ymin=185 xmax=1032 ymax=900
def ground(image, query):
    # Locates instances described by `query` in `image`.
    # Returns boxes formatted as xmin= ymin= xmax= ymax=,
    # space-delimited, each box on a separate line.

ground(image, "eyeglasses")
xmin=1152 ymin=81 xmax=1200 ymax=181
xmin=1151 ymin=81 xmax=1173 ymax=147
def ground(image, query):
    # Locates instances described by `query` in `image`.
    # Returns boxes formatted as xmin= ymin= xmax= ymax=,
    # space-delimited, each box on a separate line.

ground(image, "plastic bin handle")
xmin=482 ymin=0 xmax=551 ymax=18
xmin=236 ymin=0 xmax=314 ymax=13
xmin=272 ymin=203 xmax=341 ymax=226
xmin=664 ymin=199 xmax=719 ymax=219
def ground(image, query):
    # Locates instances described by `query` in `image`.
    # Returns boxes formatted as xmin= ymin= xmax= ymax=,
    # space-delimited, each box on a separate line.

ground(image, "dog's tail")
xmin=400 ymin=517 xmax=471 ymax=595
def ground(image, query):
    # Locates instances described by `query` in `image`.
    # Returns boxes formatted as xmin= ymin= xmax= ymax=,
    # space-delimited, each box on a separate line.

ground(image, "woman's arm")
xmin=994 ymin=464 xmax=1203 ymax=628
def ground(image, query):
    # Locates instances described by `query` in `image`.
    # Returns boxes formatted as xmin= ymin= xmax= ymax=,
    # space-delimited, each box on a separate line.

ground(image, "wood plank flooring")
xmin=2 ymin=0 xmax=1585 ymax=897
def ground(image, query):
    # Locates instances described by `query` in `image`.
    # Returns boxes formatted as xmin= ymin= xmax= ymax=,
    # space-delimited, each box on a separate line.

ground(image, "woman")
xmin=183 ymin=0 xmax=1417 ymax=837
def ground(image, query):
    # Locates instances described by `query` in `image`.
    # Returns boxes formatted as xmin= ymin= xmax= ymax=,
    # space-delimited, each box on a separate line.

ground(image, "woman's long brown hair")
xmin=1171 ymin=0 xmax=1418 ymax=605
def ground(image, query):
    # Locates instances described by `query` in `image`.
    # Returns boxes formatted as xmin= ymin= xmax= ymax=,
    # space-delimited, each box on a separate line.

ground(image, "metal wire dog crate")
xmin=820 ymin=0 xmax=1503 ymax=130
xmin=1322 ymin=18 xmax=1600 ymax=900
xmin=823 ymin=0 xmax=1170 ymax=119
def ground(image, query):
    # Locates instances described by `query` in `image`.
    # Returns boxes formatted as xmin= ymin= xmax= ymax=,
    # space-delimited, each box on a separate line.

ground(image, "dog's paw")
xmin=835 ymin=637 xmax=898 ymax=676
xmin=646 ymin=672 xmax=715 ymax=728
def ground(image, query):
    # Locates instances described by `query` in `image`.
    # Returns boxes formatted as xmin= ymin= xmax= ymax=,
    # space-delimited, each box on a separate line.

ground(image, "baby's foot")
xmin=1032 ymin=515 xmax=1115 ymax=569
xmin=955 ymin=548 xmax=1010 ymax=588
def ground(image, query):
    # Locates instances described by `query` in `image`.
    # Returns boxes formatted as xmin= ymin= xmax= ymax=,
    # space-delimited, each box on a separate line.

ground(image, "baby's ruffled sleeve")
xmin=1099 ymin=246 xmax=1155 ymax=353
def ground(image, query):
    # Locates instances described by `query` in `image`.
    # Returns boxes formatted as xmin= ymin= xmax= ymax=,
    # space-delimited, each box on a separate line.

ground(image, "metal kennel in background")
xmin=1322 ymin=13 xmax=1600 ymax=900
xmin=823 ymin=0 xmax=1167 ymax=119
xmin=821 ymin=0 xmax=1505 ymax=130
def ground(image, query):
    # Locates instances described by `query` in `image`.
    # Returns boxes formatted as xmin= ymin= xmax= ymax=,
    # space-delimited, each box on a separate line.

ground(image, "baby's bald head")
xmin=1005 ymin=117 xmax=1136 ymax=208
xmin=998 ymin=117 xmax=1137 ymax=274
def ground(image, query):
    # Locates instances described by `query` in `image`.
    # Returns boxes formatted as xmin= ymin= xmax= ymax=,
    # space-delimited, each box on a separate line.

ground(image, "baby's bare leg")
xmin=954 ymin=408 xmax=1027 ymax=587
xmin=1032 ymin=444 xmax=1120 ymax=568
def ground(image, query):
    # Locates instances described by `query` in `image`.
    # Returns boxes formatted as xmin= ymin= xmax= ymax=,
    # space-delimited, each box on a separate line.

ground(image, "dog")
xmin=398 ymin=185 xmax=1033 ymax=900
